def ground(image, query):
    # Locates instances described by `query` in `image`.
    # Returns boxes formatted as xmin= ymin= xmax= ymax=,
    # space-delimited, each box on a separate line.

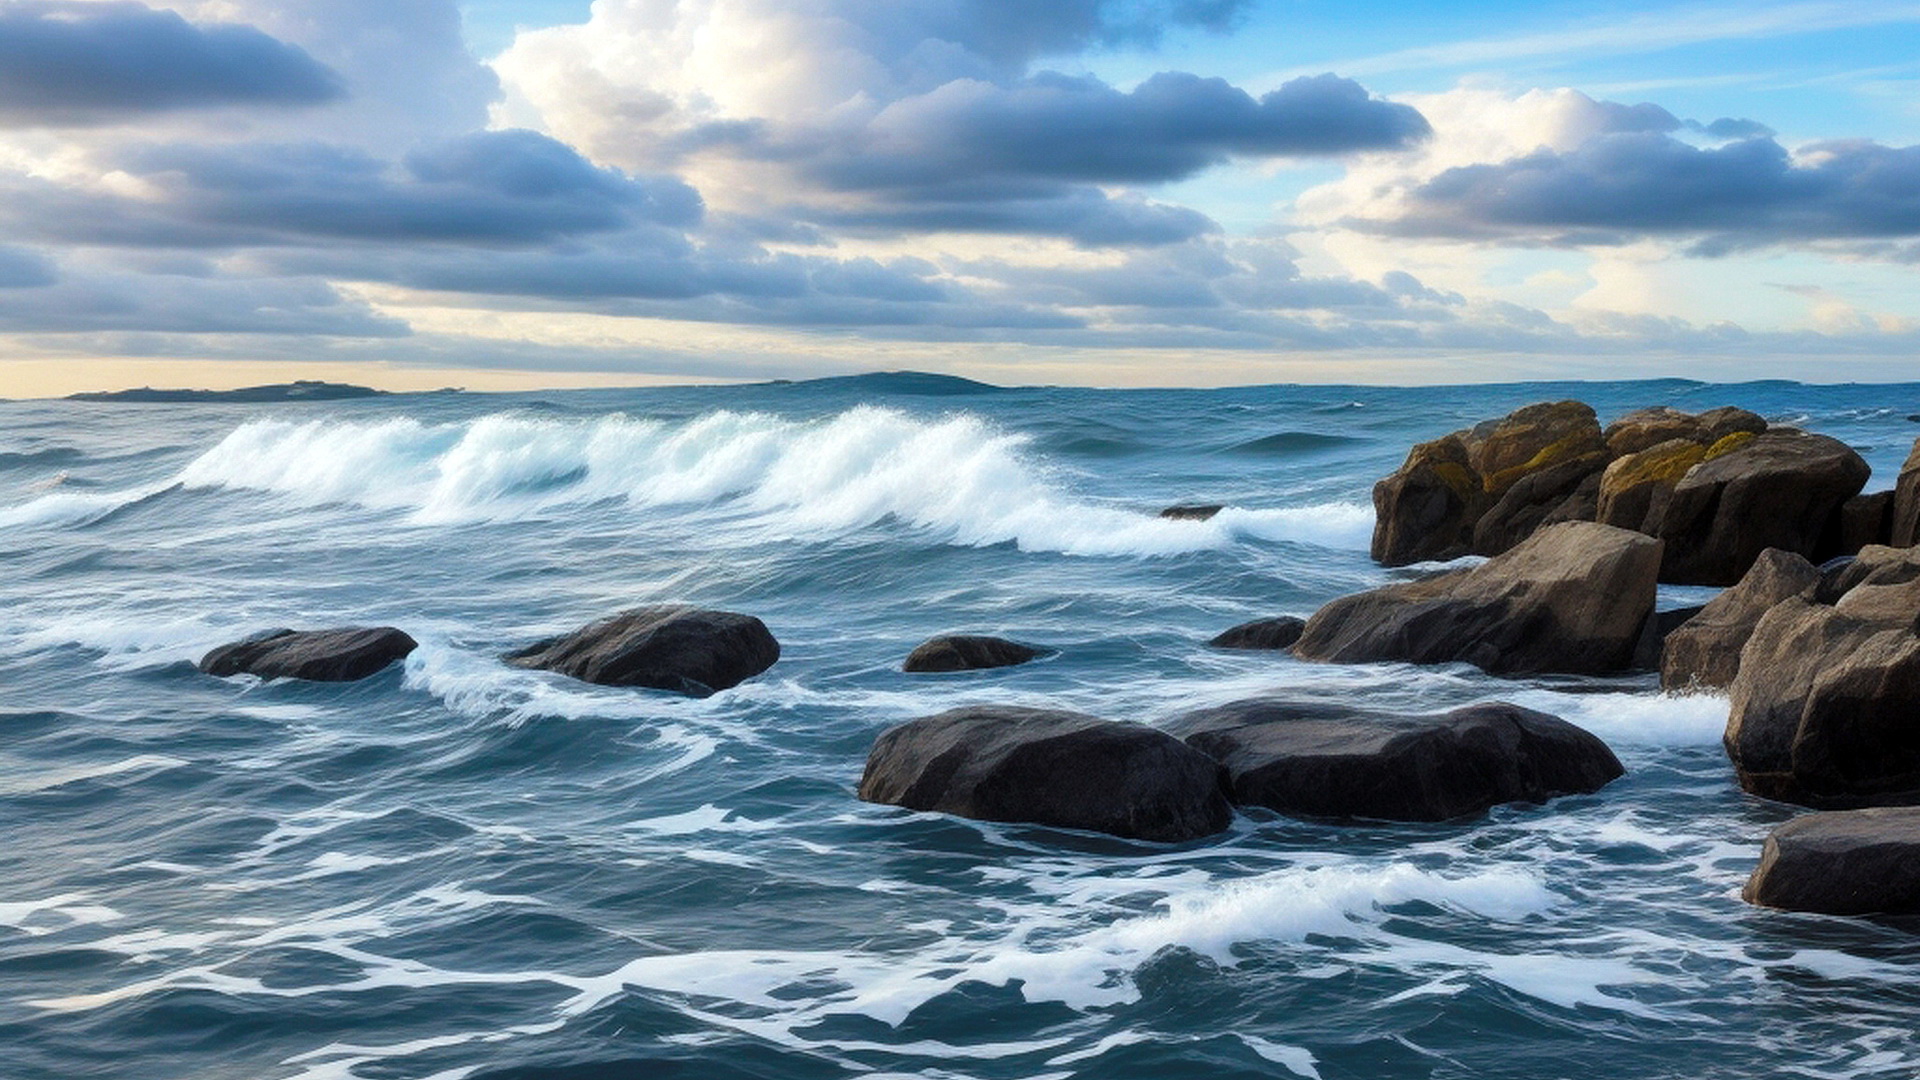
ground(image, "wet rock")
xmin=503 ymin=605 xmax=779 ymax=696
xmin=199 ymin=627 xmax=418 ymax=682
xmin=1297 ymin=521 xmax=1662 ymax=676
xmin=1745 ymin=808 xmax=1920 ymax=915
xmin=1160 ymin=503 xmax=1224 ymax=521
xmin=858 ymin=706 xmax=1233 ymax=842
xmin=1208 ymin=617 xmax=1306 ymax=651
xmin=1371 ymin=432 xmax=1482 ymax=565
xmin=902 ymin=635 xmax=1045 ymax=672
xmin=1657 ymin=429 xmax=1870 ymax=585
xmin=1893 ymin=438 xmax=1920 ymax=547
xmin=1725 ymin=590 xmax=1920 ymax=805
xmin=1660 ymin=548 xmax=1820 ymax=691
xmin=1166 ymin=699 xmax=1622 ymax=822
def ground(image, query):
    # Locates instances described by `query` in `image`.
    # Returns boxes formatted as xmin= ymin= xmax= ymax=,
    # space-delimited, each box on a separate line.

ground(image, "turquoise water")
xmin=3 ymin=376 xmax=1919 ymax=1079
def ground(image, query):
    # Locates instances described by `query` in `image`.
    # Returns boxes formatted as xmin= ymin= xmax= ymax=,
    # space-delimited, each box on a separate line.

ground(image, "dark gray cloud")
xmin=1382 ymin=133 xmax=1920 ymax=250
xmin=0 ymin=1 xmax=342 ymax=125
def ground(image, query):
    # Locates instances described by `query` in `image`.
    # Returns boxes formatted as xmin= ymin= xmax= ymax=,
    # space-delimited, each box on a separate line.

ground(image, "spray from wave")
xmin=5 ymin=407 xmax=1372 ymax=557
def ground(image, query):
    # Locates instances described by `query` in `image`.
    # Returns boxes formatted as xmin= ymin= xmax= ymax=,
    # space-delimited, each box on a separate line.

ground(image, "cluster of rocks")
xmin=1371 ymin=401 xmax=1905 ymax=586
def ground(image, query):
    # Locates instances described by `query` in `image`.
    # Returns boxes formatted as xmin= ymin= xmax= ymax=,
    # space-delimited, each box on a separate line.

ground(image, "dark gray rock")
xmin=199 ymin=627 xmax=417 ymax=682
xmin=902 ymin=635 xmax=1044 ymax=672
xmin=1657 ymin=428 xmax=1871 ymax=585
xmin=503 ymin=605 xmax=779 ymax=696
xmin=1208 ymin=617 xmax=1306 ymax=651
xmin=1296 ymin=521 xmax=1662 ymax=676
xmin=857 ymin=706 xmax=1232 ymax=842
xmin=1160 ymin=503 xmax=1224 ymax=521
xmin=1166 ymin=699 xmax=1622 ymax=822
xmin=1745 ymin=808 xmax=1920 ymax=915
xmin=1830 ymin=491 xmax=1894 ymax=558
xmin=1660 ymin=548 xmax=1819 ymax=691
xmin=1471 ymin=452 xmax=1609 ymax=557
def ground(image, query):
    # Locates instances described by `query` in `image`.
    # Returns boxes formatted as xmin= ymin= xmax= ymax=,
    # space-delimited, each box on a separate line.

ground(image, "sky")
xmin=2 ymin=0 xmax=1919 ymax=395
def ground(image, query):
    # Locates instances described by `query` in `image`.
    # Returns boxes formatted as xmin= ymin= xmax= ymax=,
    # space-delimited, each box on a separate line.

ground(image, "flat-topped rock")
xmin=1745 ymin=808 xmax=1920 ymax=915
xmin=1166 ymin=699 xmax=1622 ymax=822
xmin=199 ymin=627 xmax=418 ymax=682
xmin=1160 ymin=503 xmax=1224 ymax=521
xmin=503 ymin=605 xmax=778 ymax=697
xmin=1297 ymin=521 xmax=1662 ymax=676
xmin=902 ymin=635 xmax=1045 ymax=672
xmin=1208 ymin=617 xmax=1306 ymax=651
xmin=1661 ymin=548 xmax=1819 ymax=691
xmin=858 ymin=706 xmax=1232 ymax=842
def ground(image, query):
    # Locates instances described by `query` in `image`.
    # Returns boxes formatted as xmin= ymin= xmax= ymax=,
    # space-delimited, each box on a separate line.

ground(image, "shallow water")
xmin=4 ymin=376 xmax=1920 ymax=1079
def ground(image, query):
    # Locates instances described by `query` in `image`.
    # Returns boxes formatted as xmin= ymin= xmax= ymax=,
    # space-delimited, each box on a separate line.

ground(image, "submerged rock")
xmin=1167 ymin=699 xmax=1622 ymax=822
xmin=1660 ymin=548 xmax=1819 ymax=691
xmin=1160 ymin=503 xmax=1224 ymax=521
xmin=902 ymin=635 xmax=1045 ymax=672
xmin=1208 ymin=617 xmax=1306 ymax=651
xmin=1296 ymin=521 xmax=1662 ymax=676
xmin=857 ymin=706 xmax=1232 ymax=842
xmin=1745 ymin=808 xmax=1920 ymax=915
xmin=199 ymin=627 xmax=417 ymax=682
xmin=1657 ymin=429 xmax=1869 ymax=585
xmin=503 ymin=605 xmax=779 ymax=696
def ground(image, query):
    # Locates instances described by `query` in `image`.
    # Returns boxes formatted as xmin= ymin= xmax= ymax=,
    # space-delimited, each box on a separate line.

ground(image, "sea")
xmin=4 ymin=374 xmax=1920 ymax=1080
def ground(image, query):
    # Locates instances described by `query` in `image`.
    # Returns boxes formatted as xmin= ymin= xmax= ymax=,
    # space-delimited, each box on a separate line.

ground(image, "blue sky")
xmin=1 ymin=0 xmax=1919 ymax=394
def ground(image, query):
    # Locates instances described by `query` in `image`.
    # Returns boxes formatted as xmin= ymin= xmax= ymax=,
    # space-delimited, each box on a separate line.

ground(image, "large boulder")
xmin=1660 ymin=548 xmax=1819 ymax=691
xmin=857 ymin=706 xmax=1232 ymax=842
xmin=1296 ymin=521 xmax=1662 ymax=676
xmin=1596 ymin=438 xmax=1706 ymax=534
xmin=1603 ymin=407 xmax=1709 ymax=457
xmin=1725 ymin=589 xmax=1920 ymax=805
xmin=902 ymin=635 xmax=1044 ymax=673
xmin=1468 ymin=401 xmax=1607 ymax=496
xmin=1657 ymin=429 xmax=1870 ymax=585
xmin=1209 ymin=617 xmax=1306 ymax=651
xmin=199 ymin=627 xmax=417 ymax=682
xmin=1745 ymin=808 xmax=1920 ymax=915
xmin=503 ymin=606 xmax=779 ymax=696
xmin=1893 ymin=438 xmax=1920 ymax=548
xmin=1371 ymin=432 xmax=1483 ymax=565
xmin=1166 ymin=699 xmax=1622 ymax=822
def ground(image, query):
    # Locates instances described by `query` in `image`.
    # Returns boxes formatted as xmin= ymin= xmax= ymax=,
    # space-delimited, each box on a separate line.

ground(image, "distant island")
xmin=69 ymin=380 xmax=398 ymax=403
xmin=769 ymin=370 xmax=1006 ymax=396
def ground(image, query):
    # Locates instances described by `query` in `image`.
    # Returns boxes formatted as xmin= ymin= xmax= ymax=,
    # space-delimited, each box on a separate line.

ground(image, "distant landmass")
xmin=772 ymin=370 xmax=1006 ymax=396
xmin=69 ymin=380 xmax=393 ymax=403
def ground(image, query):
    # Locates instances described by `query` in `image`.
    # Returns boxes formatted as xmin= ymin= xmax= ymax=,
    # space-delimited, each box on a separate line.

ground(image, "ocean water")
xmin=4 ymin=375 xmax=1920 ymax=1080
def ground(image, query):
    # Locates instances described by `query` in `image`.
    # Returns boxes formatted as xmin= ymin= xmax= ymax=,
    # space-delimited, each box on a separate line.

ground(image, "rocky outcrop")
xmin=1370 ymin=431 xmax=1484 ymax=565
xmin=1660 ymin=548 xmax=1819 ymax=691
xmin=1596 ymin=438 xmax=1706 ymax=534
xmin=1297 ymin=521 xmax=1662 ymax=676
xmin=1160 ymin=503 xmax=1223 ymax=521
xmin=200 ymin=627 xmax=418 ymax=682
xmin=857 ymin=706 xmax=1232 ymax=842
xmin=503 ymin=606 xmax=779 ymax=696
xmin=1893 ymin=437 xmax=1920 ymax=548
xmin=1208 ymin=617 xmax=1306 ymax=651
xmin=1657 ymin=429 xmax=1869 ymax=585
xmin=1745 ymin=808 xmax=1920 ymax=915
xmin=1166 ymin=699 xmax=1622 ymax=822
xmin=1725 ymin=584 xmax=1920 ymax=805
xmin=902 ymin=635 xmax=1045 ymax=672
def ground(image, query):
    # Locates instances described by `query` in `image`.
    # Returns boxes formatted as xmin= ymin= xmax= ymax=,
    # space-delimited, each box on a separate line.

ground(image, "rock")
xmin=1371 ymin=433 xmax=1482 ymax=565
xmin=902 ymin=635 xmax=1045 ymax=672
xmin=857 ymin=706 xmax=1233 ymax=842
xmin=1745 ymin=808 xmax=1920 ymax=915
xmin=503 ymin=606 xmax=779 ymax=696
xmin=1603 ymin=407 xmax=1707 ymax=457
xmin=1160 ymin=503 xmax=1223 ymax=521
xmin=1657 ymin=429 xmax=1871 ymax=585
xmin=1468 ymin=401 xmax=1606 ymax=497
xmin=1817 ymin=544 xmax=1920 ymax=603
xmin=1296 ymin=521 xmax=1662 ymax=676
xmin=1208 ymin=617 xmax=1306 ymax=651
xmin=1830 ymin=491 xmax=1895 ymax=558
xmin=1660 ymin=549 xmax=1820 ymax=691
xmin=199 ymin=627 xmax=418 ymax=682
xmin=1695 ymin=406 xmax=1769 ymax=442
xmin=1471 ymin=452 xmax=1609 ymax=556
xmin=1725 ymin=592 xmax=1920 ymax=804
xmin=1596 ymin=438 xmax=1707 ymax=534
xmin=1166 ymin=699 xmax=1622 ymax=822
xmin=1893 ymin=438 xmax=1920 ymax=548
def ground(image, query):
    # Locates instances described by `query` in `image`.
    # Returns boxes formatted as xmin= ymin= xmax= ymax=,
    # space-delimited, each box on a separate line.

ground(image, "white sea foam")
xmin=1502 ymin=688 xmax=1731 ymax=747
xmin=5 ymin=407 xmax=1371 ymax=556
